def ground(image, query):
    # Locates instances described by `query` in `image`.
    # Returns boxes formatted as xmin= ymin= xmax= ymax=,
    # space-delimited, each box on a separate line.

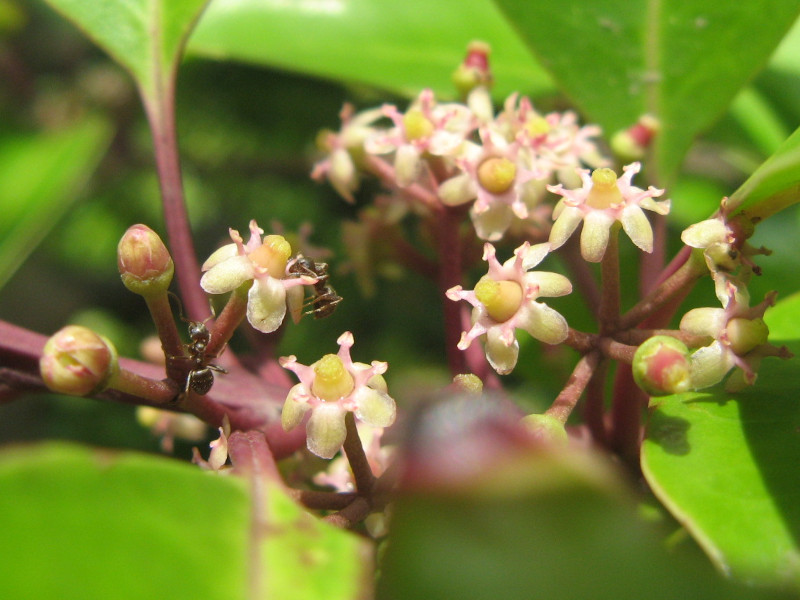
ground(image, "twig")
xmin=546 ymin=351 xmax=601 ymax=424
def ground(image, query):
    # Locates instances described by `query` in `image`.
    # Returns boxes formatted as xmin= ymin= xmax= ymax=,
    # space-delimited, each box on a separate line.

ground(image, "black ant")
xmin=167 ymin=293 xmax=227 ymax=397
xmin=288 ymin=255 xmax=342 ymax=319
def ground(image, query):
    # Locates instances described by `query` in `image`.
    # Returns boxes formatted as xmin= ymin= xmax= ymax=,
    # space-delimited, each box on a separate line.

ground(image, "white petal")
xmin=485 ymin=327 xmax=519 ymax=375
xmin=680 ymin=307 xmax=726 ymax=338
xmin=202 ymin=243 xmax=238 ymax=271
xmin=621 ymin=205 xmax=654 ymax=253
xmin=640 ymin=196 xmax=670 ymax=216
xmin=525 ymin=271 xmax=572 ymax=298
xmin=681 ymin=219 xmax=728 ymax=249
xmin=307 ymin=403 xmax=347 ymax=459
xmin=580 ymin=211 xmax=615 ymax=262
xmin=354 ymin=387 xmax=396 ymax=428
xmin=467 ymin=86 xmax=493 ymax=123
xmin=549 ymin=206 xmax=583 ymax=250
xmin=329 ymin=148 xmax=358 ymax=202
xmin=689 ymin=342 xmax=735 ymax=390
xmin=439 ymin=172 xmax=477 ymax=206
xmin=247 ymin=277 xmax=287 ymax=333
xmin=200 ymin=255 xmax=253 ymax=294
xmin=521 ymin=242 xmax=551 ymax=271
xmin=516 ymin=303 xmax=569 ymax=345
xmin=286 ymin=285 xmax=306 ymax=324
xmin=470 ymin=203 xmax=512 ymax=242
xmin=395 ymin=144 xmax=421 ymax=187
xmin=281 ymin=384 xmax=310 ymax=431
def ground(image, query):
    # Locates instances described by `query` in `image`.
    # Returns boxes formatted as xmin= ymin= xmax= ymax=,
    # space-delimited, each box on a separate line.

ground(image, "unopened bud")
xmin=452 ymin=40 xmax=493 ymax=97
xmin=727 ymin=317 xmax=769 ymax=356
xmin=452 ymin=373 xmax=484 ymax=394
xmin=117 ymin=224 xmax=174 ymax=296
xmin=632 ymin=335 xmax=692 ymax=396
xmin=611 ymin=115 xmax=660 ymax=162
xmin=40 ymin=325 xmax=119 ymax=396
xmin=521 ymin=413 xmax=568 ymax=445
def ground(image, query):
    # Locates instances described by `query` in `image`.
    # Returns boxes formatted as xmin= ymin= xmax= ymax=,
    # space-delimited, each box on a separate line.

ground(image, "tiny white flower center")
xmin=248 ymin=235 xmax=291 ymax=276
xmin=403 ymin=109 xmax=434 ymax=141
xmin=727 ymin=318 xmax=769 ymax=356
xmin=311 ymin=354 xmax=355 ymax=401
xmin=477 ymin=157 xmax=516 ymax=195
xmin=474 ymin=277 xmax=523 ymax=322
xmin=586 ymin=168 xmax=623 ymax=209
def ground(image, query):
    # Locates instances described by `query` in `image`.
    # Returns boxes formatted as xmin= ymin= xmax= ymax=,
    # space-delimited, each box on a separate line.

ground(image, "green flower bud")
xmin=633 ymin=335 xmax=692 ymax=396
xmin=452 ymin=40 xmax=492 ymax=97
xmin=117 ymin=224 xmax=174 ymax=296
xmin=521 ymin=413 xmax=568 ymax=445
xmin=40 ymin=325 xmax=119 ymax=396
xmin=452 ymin=373 xmax=484 ymax=394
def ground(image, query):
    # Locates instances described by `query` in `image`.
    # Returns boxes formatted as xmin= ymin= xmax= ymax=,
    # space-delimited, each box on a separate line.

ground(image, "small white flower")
xmin=681 ymin=283 xmax=790 ymax=391
xmin=447 ymin=242 xmax=571 ymax=374
xmin=311 ymin=103 xmax=384 ymax=202
xmin=547 ymin=162 xmax=670 ymax=262
xmin=365 ymin=89 xmax=475 ymax=187
xmin=280 ymin=332 xmax=396 ymax=459
xmin=200 ymin=220 xmax=315 ymax=333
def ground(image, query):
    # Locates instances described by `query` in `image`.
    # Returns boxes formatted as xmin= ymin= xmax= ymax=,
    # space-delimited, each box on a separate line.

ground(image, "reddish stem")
xmin=619 ymin=249 xmax=704 ymax=329
xmin=609 ymin=364 xmax=647 ymax=472
xmin=143 ymin=89 xmax=208 ymax=323
xmin=599 ymin=227 xmax=621 ymax=334
xmin=583 ymin=359 xmax=608 ymax=446
xmin=438 ymin=206 xmax=468 ymax=375
xmin=546 ymin=351 xmax=600 ymax=424
xmin=342 ymin=412 xmax=376 ymax=495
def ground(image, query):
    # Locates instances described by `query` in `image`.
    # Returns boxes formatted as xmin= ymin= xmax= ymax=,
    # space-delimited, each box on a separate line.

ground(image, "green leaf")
xmin=728 ymin=124 xmax=800 ymax=220
xmin=378 ymin=449 xmax=755 ymax=600
xmin=761 ymin=290 xmax=800 ymax=342
xmin=42 ymin=0 xmax=209 ymax=99
xmin=642 ymin=338 xmax=800 ymax=588
xmin=493 ymin=1 xmax=800 ymax=182
xmin=188 ymin=0 xmax=553 ymax=100
xmin=0 ymin=442 xmax=368 ymax=599
xmin=0 ymin=117 xmax=112 ymax=290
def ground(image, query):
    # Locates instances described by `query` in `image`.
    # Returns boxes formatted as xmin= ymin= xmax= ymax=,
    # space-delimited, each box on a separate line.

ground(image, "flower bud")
xmin=727 ymin=317 xmax=769 ymax=356
xmin=452 ymin=40 xmax=493 ymax=97
xmin=40 ymin=325 xmax=119 ymax=396
xmin=521 ymin=413 xmax=568 ymax=445
xmin=452 ymin=373 xmax=484 ymax=394
xmin=632 ymin=336 xmax=692 ymax=396
xmin=117 ymin=224 xmax=174 ymax=296
xmin=610 ymin=115 xmax=660 ymax=162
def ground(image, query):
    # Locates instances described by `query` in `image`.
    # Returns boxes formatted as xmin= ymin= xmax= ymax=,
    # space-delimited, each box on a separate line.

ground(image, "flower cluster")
xmin=312 ymin=85 xmax=605 ymax=242
xmin=681 ymin=197 xmax=771 ymax=304
xmin=447 ymin=242 xmax=571 ymax=374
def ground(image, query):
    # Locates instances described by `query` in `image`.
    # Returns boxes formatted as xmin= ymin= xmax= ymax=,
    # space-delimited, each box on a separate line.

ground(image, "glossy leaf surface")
xmin=0 ymin=443 xmax=367 ymax=599
xmin=642 ymin=295 xmax=800 ymax=588
xmin=189 ymin=0 xmax=553 ymax=99
xmin=42 ymin=0 xmax=209 ymax=98
xmin=493 ymin=1 xmax=800 ymax=182
xmin=0 ymin=117 xmax=112 ymax=290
